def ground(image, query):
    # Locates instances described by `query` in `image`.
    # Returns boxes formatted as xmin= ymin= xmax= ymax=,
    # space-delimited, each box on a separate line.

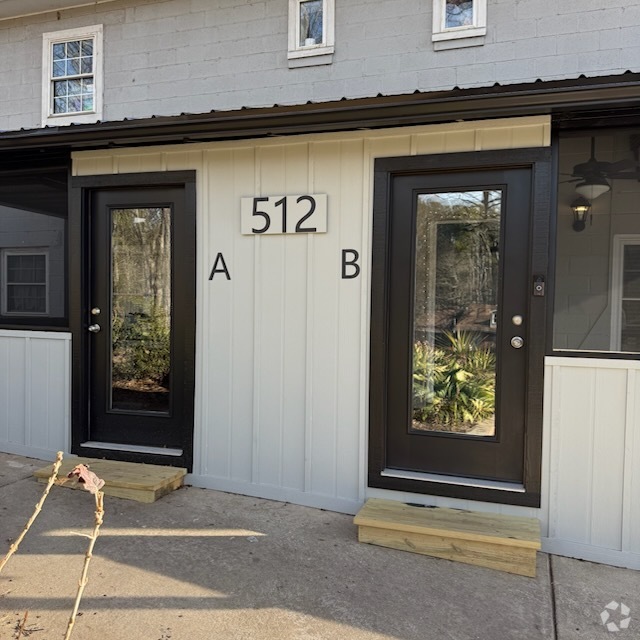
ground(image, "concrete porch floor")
xmin=0 ymin=452 xmax=637 ymax=640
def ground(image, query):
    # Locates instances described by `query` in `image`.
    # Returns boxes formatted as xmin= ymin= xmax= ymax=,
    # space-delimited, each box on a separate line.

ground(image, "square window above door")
xmin=432 ymin=0 xmax=487 ymax=49
xmin=288 ymin=0 xmax=335 ymax=66
xmin=42 ymin=25 xmax=103 ymax=127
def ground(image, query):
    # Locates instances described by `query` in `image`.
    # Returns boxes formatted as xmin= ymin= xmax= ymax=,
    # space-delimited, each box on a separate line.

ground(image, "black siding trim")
xmin=0 ymin=74 xmax=638 ymax=151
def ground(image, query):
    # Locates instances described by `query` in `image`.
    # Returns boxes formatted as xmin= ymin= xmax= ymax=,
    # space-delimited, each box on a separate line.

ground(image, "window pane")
xmin=68 ymin=96 xmax=82 ymax=112
xmin=53 ymin=97 xmax=68 ymax=113
xmin=299 ymin=0 xmax=323 ymax=46
xmin=7 ymin=254 xmax=46 ymax=283
xmin=553 ymin=129 xmax=640 ymax=353
xmin=81 ymin=57 xmax=93 ymax=74
xmin=48 ymin=35 xmax=96 ymax=119
xmin=52 ymin=43 xmax=66 ymax=60
xmin=7 ymin=285 xmax=47 ymax=313
xmin=81 ymin=39 xmax=93 ymax=56
xmin=52 ymin=60 xmax=66 ymax=77
xmin=623 ymin=248 xmax=640 ymax=298
xmin=621 ymin=300 xmax=640 ymax=351
xmin=412 ymin=191 xmax=500 ymax=437
xmin=111 ymin=208 xmax=172 ymax=413
xmin=67 ymin=79 xmax=81 ymax=95
xmin=66 ymin=40 xmax=80 ymax=57
xmin=0 ymin=169 xmax=67 ymax=321
xmin=66 ymin=58 xmax=80 ymax=76
xmin=53 ymin=80 xmax=68 ymax=97
xmin=445 ymin=0 xmax=474 ymax=28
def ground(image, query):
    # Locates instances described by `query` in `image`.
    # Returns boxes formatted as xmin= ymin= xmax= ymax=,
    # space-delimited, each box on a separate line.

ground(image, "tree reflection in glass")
xmin=412 ymin=191 xmax=500 ymax=437
xmin=110 ymin=208 xmax=171 ymax=413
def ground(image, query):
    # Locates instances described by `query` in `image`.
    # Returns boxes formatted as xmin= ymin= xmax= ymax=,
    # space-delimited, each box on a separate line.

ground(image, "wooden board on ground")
xmin=34 ymin=457 xmax=186 ymax=503
xmin=354 ymin=498 xmax=541 ymax=577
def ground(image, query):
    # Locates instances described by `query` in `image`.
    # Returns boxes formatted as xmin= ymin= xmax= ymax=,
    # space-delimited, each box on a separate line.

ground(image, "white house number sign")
xmin=241 ymin=194 xmax=327 ymax=235
xmin=210 ymin=194 xmax=359 ymax=280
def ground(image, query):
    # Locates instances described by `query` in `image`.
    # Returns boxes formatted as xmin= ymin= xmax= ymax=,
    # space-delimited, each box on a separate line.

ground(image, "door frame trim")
xmin=69 ymin=171 xmax=196 ymax=470
xmin=368 ymin=148 xmax=553 ymax=507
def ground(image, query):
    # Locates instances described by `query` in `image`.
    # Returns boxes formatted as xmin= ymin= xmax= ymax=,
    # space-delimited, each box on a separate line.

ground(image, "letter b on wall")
xmin=342 ymin=249 xmax=360 ymax=279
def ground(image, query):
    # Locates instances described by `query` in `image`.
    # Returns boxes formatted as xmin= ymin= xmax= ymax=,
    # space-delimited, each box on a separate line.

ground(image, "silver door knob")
xmin=510 ymin=336 xmax=524 ymax=349
xmin=88 ymin=324 xmax=101 ymax=333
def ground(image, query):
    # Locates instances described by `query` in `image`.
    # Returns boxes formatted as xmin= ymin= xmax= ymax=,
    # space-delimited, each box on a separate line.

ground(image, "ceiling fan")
xmin=562 ymin=137 xmax=640 ymax=199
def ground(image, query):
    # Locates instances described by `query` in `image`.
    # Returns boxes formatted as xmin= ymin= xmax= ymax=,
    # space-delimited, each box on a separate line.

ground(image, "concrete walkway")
xmin=0 ymin=453 xmax=637 ymax=640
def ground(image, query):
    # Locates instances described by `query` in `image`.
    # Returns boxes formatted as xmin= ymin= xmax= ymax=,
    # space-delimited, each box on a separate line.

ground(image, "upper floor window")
xmin=288 ymin=0 xmax=334 ymax=66
xmin=42 ymin=25 xmax=103 ymax=127
xmin=432 ymin=0 xmax=486 ymax=49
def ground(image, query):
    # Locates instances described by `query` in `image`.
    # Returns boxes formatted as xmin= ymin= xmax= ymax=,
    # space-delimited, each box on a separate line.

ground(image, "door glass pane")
xmin=111 ymin=208 xmax=171 ymax=413
xmin=412 ymin=191 xmax=500 ymax=437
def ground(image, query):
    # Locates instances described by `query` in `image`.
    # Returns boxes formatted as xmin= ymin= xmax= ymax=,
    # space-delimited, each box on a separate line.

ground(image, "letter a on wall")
xmin=209 ymin=252 xmax=231 ymax=280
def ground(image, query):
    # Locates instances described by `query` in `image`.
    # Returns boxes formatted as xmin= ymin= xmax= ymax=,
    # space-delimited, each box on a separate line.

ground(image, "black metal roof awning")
xmin=2 ymin=72 xmax=640 ymax=152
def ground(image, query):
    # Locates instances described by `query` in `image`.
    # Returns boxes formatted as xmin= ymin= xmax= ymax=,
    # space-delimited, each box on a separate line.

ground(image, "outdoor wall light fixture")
xmin=571 ymin=196 xmax=592 ymax=232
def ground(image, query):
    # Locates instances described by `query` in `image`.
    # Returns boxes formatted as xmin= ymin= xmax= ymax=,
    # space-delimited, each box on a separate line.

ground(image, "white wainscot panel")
xmin=543 ymin=357 xmax=640 ymax=570
xmin=0 ymin=330 xmax=70 ymax=460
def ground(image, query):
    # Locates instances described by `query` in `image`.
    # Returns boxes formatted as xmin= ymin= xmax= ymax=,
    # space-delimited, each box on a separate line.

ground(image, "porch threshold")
xmin=381 ymin=468 xmax=525 ymax=493
xmin=81 ymin=441 xmax=183 ymax=457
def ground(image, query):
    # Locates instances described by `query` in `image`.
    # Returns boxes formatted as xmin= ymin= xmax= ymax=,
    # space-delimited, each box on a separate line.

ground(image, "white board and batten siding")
xmin=0 ymin=330 xmax=71 ymax=459
xmin=71 ymin=115 xmax=638 ymax=569
xmin=542 ymin=357 xmax=640 ymax=570
xmin=73 ymin=116 xmax=551 ymax=513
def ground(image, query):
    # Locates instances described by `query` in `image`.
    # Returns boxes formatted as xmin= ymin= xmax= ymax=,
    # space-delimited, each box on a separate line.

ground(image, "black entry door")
xmin=368 ymin=149 xmax=551 ymax=506
xmin=385 ymin=168 xmax=530 ymax=483
xmin=87 ymin=186 xmax=195 ymax=453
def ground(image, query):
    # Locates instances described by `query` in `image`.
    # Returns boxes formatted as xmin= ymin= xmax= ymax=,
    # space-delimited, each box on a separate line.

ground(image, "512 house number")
xmin=241 ymin=194 xmax=327 ymax=235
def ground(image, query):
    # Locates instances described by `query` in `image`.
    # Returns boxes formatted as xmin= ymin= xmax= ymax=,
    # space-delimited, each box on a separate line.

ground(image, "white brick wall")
xmin=1 ymin=0 xmax=640 ymax=131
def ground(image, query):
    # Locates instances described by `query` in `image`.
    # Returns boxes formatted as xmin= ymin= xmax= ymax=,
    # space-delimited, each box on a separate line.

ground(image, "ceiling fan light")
xmin=575 ymin=180 xmax=610 ymax=200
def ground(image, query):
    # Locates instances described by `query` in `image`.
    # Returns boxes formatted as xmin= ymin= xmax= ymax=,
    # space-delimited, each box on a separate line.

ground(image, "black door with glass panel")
xmin=86 ymin=186 xmax=195 ymax=455
xmin=370 ymin=152 xmax=550 ymax=506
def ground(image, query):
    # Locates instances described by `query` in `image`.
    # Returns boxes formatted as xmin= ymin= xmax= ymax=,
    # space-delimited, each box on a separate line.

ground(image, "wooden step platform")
xmin=34 ymin=457 xmax=186 ymax=503
xmin=354 ymin=498 xmax=541 ymax=577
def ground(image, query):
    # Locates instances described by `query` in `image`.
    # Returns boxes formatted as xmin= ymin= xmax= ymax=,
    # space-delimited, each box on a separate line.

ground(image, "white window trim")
xmin=288 ymin=0 xmax=335 ymax=61
xmin=432 ymin=0 xmax=487 ymax=43
xmin=1 ymin=248 xmax=49 ymax=317
xmin=41 ymin=24 xmax=103 ymax=127
xmin=610 ymin=234 xmax=640 ymax=352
